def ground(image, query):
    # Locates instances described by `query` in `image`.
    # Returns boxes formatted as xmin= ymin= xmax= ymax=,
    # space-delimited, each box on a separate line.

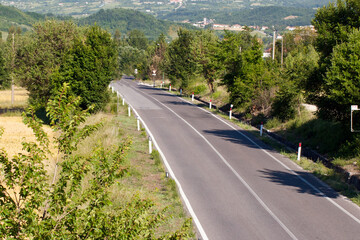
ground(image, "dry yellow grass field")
xmin=0 ymin=116 xmax=56 ymax=172
xmin=0 ymin=87 xmax=29 ymax=108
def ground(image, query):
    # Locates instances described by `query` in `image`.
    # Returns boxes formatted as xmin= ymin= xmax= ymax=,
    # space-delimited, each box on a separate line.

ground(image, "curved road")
xmin=110 ymin=77 xmax=360 ymax=240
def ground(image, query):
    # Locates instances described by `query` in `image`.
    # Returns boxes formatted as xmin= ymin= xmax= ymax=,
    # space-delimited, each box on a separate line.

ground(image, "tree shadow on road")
xmin=258 ymin=168 xmax=339 ymax=198
xmin=203 ymin=129 xmax=273 ymax=151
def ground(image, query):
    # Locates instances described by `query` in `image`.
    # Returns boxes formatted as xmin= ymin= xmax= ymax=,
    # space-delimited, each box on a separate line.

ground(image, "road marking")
xmin=112 ymin=81 xmax=209 ymax=240
xmin=178 ymin=92 xmax=360 ymax=225
xmin=128 ymin=83 xmax=298 ymax=240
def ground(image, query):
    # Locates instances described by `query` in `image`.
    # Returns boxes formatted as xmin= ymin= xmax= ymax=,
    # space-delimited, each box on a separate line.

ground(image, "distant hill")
xmin=0 ymin=4 xmax=43 ymax=32
xmin=78 ymin=8 xmax=194 ymax=41
xmin=159 ymin=6 xmax=317 ymax=27
xmin=0 ymin=4 xmax=69 ymax=33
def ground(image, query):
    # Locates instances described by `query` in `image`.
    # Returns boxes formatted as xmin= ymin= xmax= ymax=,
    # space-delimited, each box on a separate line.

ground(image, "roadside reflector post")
xmin=192 ymin=92 xmax=194 ymax=102
xmin=229 ymin=104 xmax=233 ymax=119
xmin=169 ymin=84 xmax=171 ymax=92
xmin=297 ymin=143 xmax=302 ymax=161
xmin=137 ymin=116 xmax=140 ymax=131
xmin=149 ymin=136 xmax=152 ymax=154
xmin=128 ymin=106 xmax=131 ymax=117
xmin=111 ymin=87 xmax=114 ymax=93
xmin=209 ymin=99 xmax=212 ymax=109
xmin=117 ymin=93 xmax=119 ymax=115
xmin=122 ymin=97 xmax=125 ymax=106
xmin=166 ymin=172 xmax=169 ymax=178
xmin=260 ymin=122 xmax=263 ymax=136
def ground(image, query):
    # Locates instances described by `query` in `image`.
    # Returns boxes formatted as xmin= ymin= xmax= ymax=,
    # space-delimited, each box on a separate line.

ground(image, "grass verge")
xmin=184 ymin=96 xmax=360 ymax=207
xmin=76 ymin=93 xmax=194 ymax=237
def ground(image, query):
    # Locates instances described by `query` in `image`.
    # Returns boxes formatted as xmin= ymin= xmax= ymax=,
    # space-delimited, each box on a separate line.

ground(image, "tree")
xmin=321 ymin=29 xmax=360 ymax=121
xmin=163 ymin=28 xmax=198 ymax=88
xmin=15 ymin=20 xmax=78 ymax=107
xmin=193 ymin=30 xmax=219 ymax=93
xmin=16 ymin=21 xmax=117 ymax=111
xmin=309 ymin=0 xmax=360 ymax=121
xmin=218 ymin=31 xmax=266 ymax=109
xmin=0 ymin=84 xmax=191 ymax=239
xmin=127 ymin=29 xmax=148 ymax=51
xmin=0 ymin=47 xmax=9 ymax=89
xmin=53 ymin=25 xmax=118 ymax=111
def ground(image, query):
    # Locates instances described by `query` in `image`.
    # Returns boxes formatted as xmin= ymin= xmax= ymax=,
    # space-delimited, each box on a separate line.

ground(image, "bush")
xmin=265 ymin=117 xmax=282 ymax=129
xmin=272 ymin=85 xmax=297 ymax=121
xmin=192 ymin=84 xmax=207 ymax=95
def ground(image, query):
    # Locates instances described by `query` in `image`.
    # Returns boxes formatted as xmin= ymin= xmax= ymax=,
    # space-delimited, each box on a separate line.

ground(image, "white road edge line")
xmin=179 ymin=94 xmax=360 ymax=225
xmin=111 ymin=82 xmax=209 ymax=240
xmin=130 ymin=84 xmax=298 ymax=240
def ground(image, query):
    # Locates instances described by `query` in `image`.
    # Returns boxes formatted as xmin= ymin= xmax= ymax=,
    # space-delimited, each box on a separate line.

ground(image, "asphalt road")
xmin=110 ymin=77 xmax=360 ymax=240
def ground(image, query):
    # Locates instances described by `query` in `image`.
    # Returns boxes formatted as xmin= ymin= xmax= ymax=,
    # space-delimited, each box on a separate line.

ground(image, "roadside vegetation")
xmin=1 ymin=0 xmax=360 ymax=235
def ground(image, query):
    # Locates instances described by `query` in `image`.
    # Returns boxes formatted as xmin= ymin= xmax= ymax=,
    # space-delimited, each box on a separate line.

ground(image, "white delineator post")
xmin=122 ymin=97 xmax=125 ymax=106
xmin=169 ymin=84 xmax=171 ymax=92
xmin=149 ymin=136 xmax=152 ymax=154
xmin=260 ymin=122 xmax=263 ymax=136
xmin=137 ymin=116 xmax=140 ymax=131
xmin=297 ymin=143 xmax=302 ymax=161
xmin=229 ymin=104 xmax=233 ymax=119
xmin=192 ymin=92 xmax=194 ymax=102
xmin=209 ymin=99 xmax=212 ymax=109
xmin=117 ymin=93 xmax=119 ymax=114
xmin=128 ymin=106 xmax=131 ymax=117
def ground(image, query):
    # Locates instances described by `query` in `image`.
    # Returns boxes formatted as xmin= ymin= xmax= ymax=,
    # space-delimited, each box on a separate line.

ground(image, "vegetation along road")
xmin=111 ymin=77 xmax=360 ymax=240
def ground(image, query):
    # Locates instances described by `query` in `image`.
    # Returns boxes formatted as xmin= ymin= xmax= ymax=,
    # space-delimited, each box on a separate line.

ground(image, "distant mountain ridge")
xmin=78 ymin=8 xmax=193 ymax=40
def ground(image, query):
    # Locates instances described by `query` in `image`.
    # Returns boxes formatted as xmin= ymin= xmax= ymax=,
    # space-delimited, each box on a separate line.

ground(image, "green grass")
xmin=74 ymin=92 xmax=194 ymax=237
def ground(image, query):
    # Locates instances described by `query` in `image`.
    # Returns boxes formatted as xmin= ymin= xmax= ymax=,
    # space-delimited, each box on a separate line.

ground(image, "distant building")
xmin=212 ymin=24 xmax=244 ymax=31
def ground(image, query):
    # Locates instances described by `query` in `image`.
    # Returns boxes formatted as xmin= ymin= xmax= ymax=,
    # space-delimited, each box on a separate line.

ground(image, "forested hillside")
xmin=159 ymin=6 xmax=317 ymax=27
xmin=0 ymin=4 xmax=70 ymax=33
xmin=78 ymin=8 xmax=193 ymax=40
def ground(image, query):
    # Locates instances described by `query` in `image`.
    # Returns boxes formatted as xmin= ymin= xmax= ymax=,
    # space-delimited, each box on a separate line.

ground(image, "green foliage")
xmin=78 ymin=8 xmax=193 ymax=41
xmin=16 ymin=21 xmax=117 ymax=111
xmin=54 ymin=25 xmax=118 ymax=111
xmin=163 ymin=28 xmax=199 ymax=88
xmin=16 ymin=20 xmax=79 ymax=107
xmin=159 ymin=6 xmax=317 ymax=27
xmin=320 ymin=29 xmax=360 ymax=121
xmin=192 ymin=84 xmax=207 ymax=95
xmin=218 ymin=31 xmax=268 ymax=109
xmin=127 ymin=29 xmax=148 ymax=50
xmin=310 ymin=0 xmax=360 ymax=122
xmin=193 ymin=30 xmax=220 ymax=93
xmin=118 ymin=45 xmax=147 ymax=76
xmin=272 ymin=84 xmax=298 ymax=121
xmin=0 ymin=47 xmax=9 ymax=89
xmin=0 ymin=84 xmax=189 ymax=239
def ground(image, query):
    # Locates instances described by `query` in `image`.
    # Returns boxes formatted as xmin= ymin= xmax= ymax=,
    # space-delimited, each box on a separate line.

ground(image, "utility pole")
xmin=281 ymin=35 xmax=284 ymax=67
xmin=11 ymin=33 xmax=15 ymax=106
xmin=272 ymin=30 xmax=276 ymax=60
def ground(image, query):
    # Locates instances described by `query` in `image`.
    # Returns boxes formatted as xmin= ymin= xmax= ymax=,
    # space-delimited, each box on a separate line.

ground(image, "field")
xmin=0 ymin=87 xmax=28 ymax=109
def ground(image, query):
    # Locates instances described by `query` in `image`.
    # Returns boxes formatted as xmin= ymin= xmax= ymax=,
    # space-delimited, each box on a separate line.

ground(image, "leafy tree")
xmin=118 ymin=45 xmax=148 ymax=77
xmin=193 ymin=30 xmax=219 ymax=93
xmin=16 ymin=21 xmax=117 ymax=111
xmin=309 ymin=0 xmax=360 ymax=121
xmin=53 ymin=25 xmax=118 ymax=111
xmin=321 ymin=29 xmax=360 ymax=121
xmin=147 ymin=33 xmax=167 ymax=81
xmin=218 ymin=31 xmax=266 ymax=109
xmin=0 ymin=84 xmax=191 ymax=239
xmin=163 ymin=28 xmax=198 ymax=88
xmin=0 ymin=47 xmax=9 ymax=89
xmin=15 ymin=20 xmax=78 ymax=107
xmin=127 ymin=29 xmax=148 ymax=51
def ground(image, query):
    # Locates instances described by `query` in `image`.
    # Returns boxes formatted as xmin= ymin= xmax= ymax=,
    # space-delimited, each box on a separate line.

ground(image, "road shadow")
xmin=203 ymin=129 xmax=273 ymax=151
xmin=258 ymin=168 xmax=339 ymax=198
